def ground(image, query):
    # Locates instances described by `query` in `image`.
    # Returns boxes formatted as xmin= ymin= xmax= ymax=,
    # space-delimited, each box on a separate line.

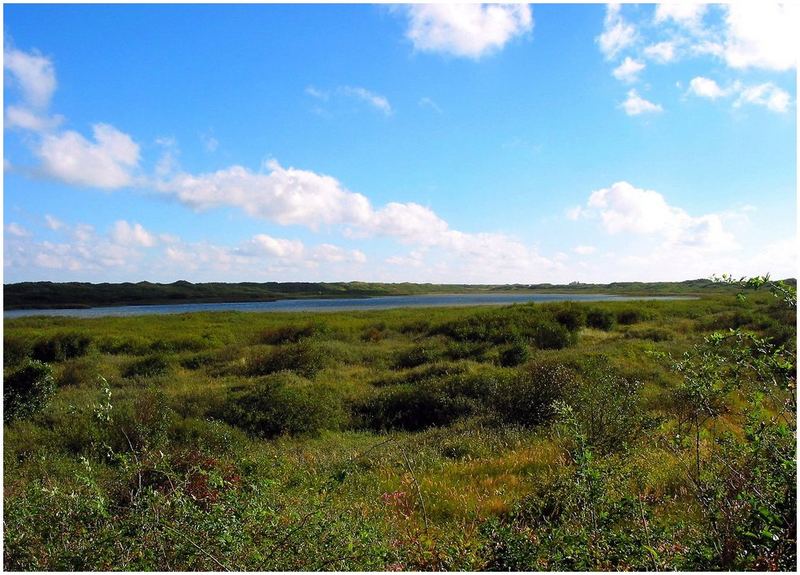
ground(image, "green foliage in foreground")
xmin=3 ymin=287 xmax=796 ymax=570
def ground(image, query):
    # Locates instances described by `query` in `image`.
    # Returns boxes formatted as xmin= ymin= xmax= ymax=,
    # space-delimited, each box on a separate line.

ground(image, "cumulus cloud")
xmin=735 ymin=82 xmax=791 ymax=113
xmin=643 ymin=41 xmax=676 ymax=63
xmin=576 ymin=181 xmax=736 ymax=252
xmin=687 ymin=77 xmax=791 ymax=113
xmin=110 ymin=220 xmax=157 ymax=247
xmin=597 ymin=4 xmax=637 ymax=60
xmin=612 ymin=57 xmax=645 ymax=83
xmin=620 ymin=89 xmax=662 ymax=116
xmin=688 ymin=76 xmax=727 ymax=99
xmin=653 ymin=4 xmax=707 ymax=30
xmin=723 ymin=3 xmax=798 ymax=71
xmin=4 ymin=105 xmax=63 ymax=132
xmin=3 ymin=46 xmax=56 ymax=109
xmin=3 ymin=46 xmax=63 ymax=133
xmin=159 ymin=160 xmax=373 ymax=229
xmin=37 ymin=123 xmax=140 ymax=189
xmin=403 ymin=3 xmax=533 ymax=59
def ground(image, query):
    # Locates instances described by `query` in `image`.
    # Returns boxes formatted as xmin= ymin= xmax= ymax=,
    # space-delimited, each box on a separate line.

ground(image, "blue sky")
xmin=3 ymin=3 xmax=797 ymax=284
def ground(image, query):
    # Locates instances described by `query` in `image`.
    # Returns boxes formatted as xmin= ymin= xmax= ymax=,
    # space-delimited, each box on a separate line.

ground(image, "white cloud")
xmin=110 ymin=220 xmax=157 ymax=247
xmin=247 ymin=234 xmax=306 ymax=259
xmin=573 ymin=245 xmax=596 ymax=256
xmin=305 ymin=86 xmax=329 ymax=101
xmin=578 ymin=181 xmax=736 ymax=252
xmin=6 ymin=223 xmax=31 ymax=238
xmin=688 ymin=76 xmax=727 ymax=99
xmin=612 ymin=57 xmax=645 ymax=83
xmin=305 ymin=85 xmax=392 ymax=116
xmin=312 ymin=243 xmax=367 ymax=264
xmin=735 ymin=82 xmax=791 ymax=113
xmin=159 ymin=160 xmax=373 ymax=229
xmin=403 ymin=3 xmax=533 ymax=59
xmin=339 ymin=86 xmax=393 ymax=115
xmin=3 ymin=47 xmax=56 ymax=109
xmin=597 ymin=4 xmax=637 ymax=60
xmin=37 ymin=123 xmax=140 ymax=189
xmin=654 ymin=4 xmax=707 ymax=30
xmin=44 ymin=214 xmax=65 ymax=230
xmin=687 ymin=77 xmax=791 ymax=113
xmin=643 ymin=41 xmax=676 ymax=63
xmin=4 ymin=105 xmax=63 ymax=132
xmin=723 ymin=3 xmax=798 ymax=71
xmin=620 ymin=89 xmax=663 ymax=116
xmin=418 ymin=97 xmax=442 ymax=114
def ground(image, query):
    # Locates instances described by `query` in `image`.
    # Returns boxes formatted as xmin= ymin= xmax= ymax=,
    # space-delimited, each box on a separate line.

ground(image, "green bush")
xmin=123 ymin=354 xmax=170 ymax=378
xmin=531 ymin=321 xmax=575 ymax=350
xmin=31 ymin=332 xmax=92 ymax=362
xmin=499 ymin=340 xmax=531 ymax=367
xmin=219 ymin=372 xmax=342 ymax=438
xmin=3 ymin=336 xmax=33 ymax=368
xmin=570 ymin=359 xmax=643 ymax=453
xmin=491 ymin=359 xmax=577 ymax=427
xmin=624 ymin=326 xmax=674 ymax=342
xmin=395 ymin=343 xmax=443 ymax=369
xmin=356 ymin=384 xmax=468 ymax=432
xmin=57 ymin=357 xmax=99 ymax=387
xmin=553 ymin=305 xmax=586 ymax=331
xmin=616 ymin=309 xmax=645 ymax=325
xmin=257 ymin=323 xmax=319 ymax=345
xmin=245 ymin=340 xmax=328 ymax=378
xmin=586 ymin=308 xmax=615 ymax=331
xmin=4 ymin=360 xmax=56 ymax=423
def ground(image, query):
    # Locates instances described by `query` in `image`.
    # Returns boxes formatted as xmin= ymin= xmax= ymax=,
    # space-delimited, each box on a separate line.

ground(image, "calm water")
xmin=4 ymin=293 xmax=695 ymax=319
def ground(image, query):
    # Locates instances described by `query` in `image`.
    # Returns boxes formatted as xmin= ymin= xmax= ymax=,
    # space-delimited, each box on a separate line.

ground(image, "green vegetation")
xmin=3 ymin=280 xmax=796 ymax=570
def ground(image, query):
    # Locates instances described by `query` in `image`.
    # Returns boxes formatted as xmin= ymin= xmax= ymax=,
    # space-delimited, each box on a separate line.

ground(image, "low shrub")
xmin=57 ymin=357 xmax=99 ymax=387
xmin=3 ymin=336 xmax=33 ymax=368
xmin=122 ymin=355 xmax=170 ymax=379
xmin=586 ymin=308 xmax=615 ymax=331
xmin=4 ymin=360 xmax=56 ymax=423
xmin=531 ymin=321 xmax=575 ymax=350
xmin=356 ymin=384 xmax=468 ymax=432
xmin=219 ymin=372 xmax=342 ymax=438
xmin=491 ymin=359 xmax=578 ymax=427
xmin=624 ymin=327 xmax=674 ymax=342
xmin=570 ymin=358 xmax=644 ymax=453
xmin=257 ymin=323 xmax=319 ymax=345
xmin=244 ymin=341 xmax=328 ymax=378
xmin=499 ymin=340 xmax=531 ymax=367
xmin=395 ymin=343 xmax=444 ymax=369
xmin=616 ymin=309 xmax=647 ymax=325
xmin=32 ymin=332 xmax=92 ymax=362
xmin=553 ymin=305 xmax=586 ymax=331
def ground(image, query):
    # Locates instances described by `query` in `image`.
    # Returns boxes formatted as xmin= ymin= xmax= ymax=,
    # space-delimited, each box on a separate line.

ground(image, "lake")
xmin=3 ymin=293 xmax=695 ymax=319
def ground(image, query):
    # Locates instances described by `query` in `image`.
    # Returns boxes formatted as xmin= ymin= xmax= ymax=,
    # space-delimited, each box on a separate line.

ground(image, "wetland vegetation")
xmin=2 ymin=278 xmax=796 ymax=570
